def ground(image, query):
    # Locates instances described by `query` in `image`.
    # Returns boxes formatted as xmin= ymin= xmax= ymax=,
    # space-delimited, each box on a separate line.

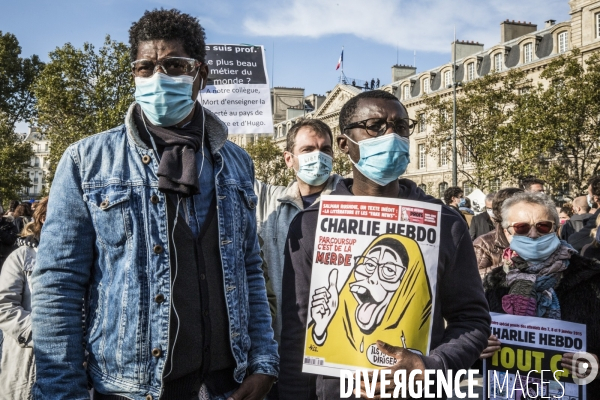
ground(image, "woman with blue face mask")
xmin=480 ymin=191 xmax=600 ymax=389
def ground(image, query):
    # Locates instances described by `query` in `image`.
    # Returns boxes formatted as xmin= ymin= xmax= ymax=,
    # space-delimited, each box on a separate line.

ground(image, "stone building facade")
xmin=272 ymin=0 xmax=600 ymax=198
xmin=19 ymin=127 xmax=50 ymax=199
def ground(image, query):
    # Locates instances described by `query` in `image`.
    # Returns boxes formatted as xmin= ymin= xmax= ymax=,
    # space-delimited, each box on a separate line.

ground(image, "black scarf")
xmin=133 ymin=103 xmax=205 ymax=196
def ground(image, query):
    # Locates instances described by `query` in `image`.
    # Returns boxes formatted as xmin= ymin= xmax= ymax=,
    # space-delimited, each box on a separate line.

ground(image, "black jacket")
xmin=0 ymin=217 xmax=18 ymax=269
xmin=484 ymin=254 xmax=600 ymax=396
xmin=279 ymin=178 xmax=491 ymax=399
xmin=561 ymin=213 xmax=594 ymax=242
xmin=568 ymin=209 xmax=600 ymax=252
xmin=469 ymin=211 xmax=495 ymax=241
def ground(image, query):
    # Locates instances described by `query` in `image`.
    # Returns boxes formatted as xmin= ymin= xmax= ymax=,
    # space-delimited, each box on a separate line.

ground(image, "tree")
xmin=0 ymin=31 xmax=44 ymax=126
xmin=423 ymin=69 xmax=528 ymax=191
xmin=332 ymin=145 xmax=352 ymax=178
xmin=514 ymin=49 xmax=600 ymax=195
xmin=34 ymin=36 xmax=134 ymax=184
xmin=0 ymin=122 xmax=34 ymax=203
xmin=0 ymin=32 xmax=41 ymax=205
xmin=244 ymin=137 xmax=294 ymax=186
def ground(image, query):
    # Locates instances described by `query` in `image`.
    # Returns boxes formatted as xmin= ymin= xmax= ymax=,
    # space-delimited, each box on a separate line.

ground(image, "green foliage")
xmin=332 ymin=145 xmax=352 ymax=178
xmin=0 ymin=31 xmax=44 ymax=126
xmin=424 ymin=51 xmax=600 ymax=196
xmin=0 ymin=122 xmax=34 ymax=203
xmin=34 ymin=35 xmax=134 ymax=184
xmin=244 ymin=137 xmax=295 ymax=186
xmin=0 ymin=32 xmax=42 ymax=205
xmin=423 ymin=69 xmax=528 ymax=191
xmin=514 ymin=49 xmax=600 ymax=194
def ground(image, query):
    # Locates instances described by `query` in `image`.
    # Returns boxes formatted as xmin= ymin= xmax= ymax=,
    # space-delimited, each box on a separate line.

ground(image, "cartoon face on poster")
xmin=303 ymin=196 xmax=441 ymax=376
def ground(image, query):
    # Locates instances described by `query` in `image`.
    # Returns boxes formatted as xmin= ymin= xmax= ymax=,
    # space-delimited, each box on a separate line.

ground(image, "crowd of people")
xmin=0 ymin=8 xmax=598 ymax=400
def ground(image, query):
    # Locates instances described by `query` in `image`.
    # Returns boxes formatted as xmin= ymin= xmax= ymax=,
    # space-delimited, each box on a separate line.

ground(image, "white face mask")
xmin=487 ymin=208 xmax=495 ymax=219
xmin=292 ymin=151 xmax=333 ymax=186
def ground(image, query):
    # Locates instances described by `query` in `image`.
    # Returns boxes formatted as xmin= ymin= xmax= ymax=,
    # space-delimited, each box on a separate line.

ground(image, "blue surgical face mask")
xmin=509 ymin=233 xmax=561 ymax=263
xmin=458 ymin=198 xmax=466 ymax=208
xmin=135 ymin=73 xmax=195 ymax=127
xmin=345 ymin=133 xmax=410 ymax=186
xmin=293 ymin=151 xmax=333 ymax=186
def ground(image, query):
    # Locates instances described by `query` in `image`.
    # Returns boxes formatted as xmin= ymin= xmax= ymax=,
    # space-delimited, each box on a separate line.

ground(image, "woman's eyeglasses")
xmin=507 ymin=220 xmax=555 ymax=236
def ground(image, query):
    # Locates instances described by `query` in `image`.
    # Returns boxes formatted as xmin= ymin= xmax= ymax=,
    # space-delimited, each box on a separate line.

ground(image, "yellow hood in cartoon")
xmin=305 ymin=234 xmax=432 ymax=368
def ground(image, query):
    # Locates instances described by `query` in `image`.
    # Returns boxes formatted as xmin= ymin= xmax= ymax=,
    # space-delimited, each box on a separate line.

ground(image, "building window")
xmin=34 ymin=176 xmax=39 ymax=184
xmin=440 ymin=110 xmax=448 ymax=123
xmin=418 ymin=144 xmax=426 ymax=169
xmin=494 ymin=53 xmax=503 ymax=72
xmin=418 ymin=113 xmax=426 ymax=133
xmin=444 ymin=70 xmax=452 ymax=88
xmin=34 ymin=157 xmax=40 ymax=167
xmin=45 ymin=143 xmax=49 ymax=151
xmin=423 ymin=78 xmax=430 ymax=94
xmin=558 ymin=31 xmax=569 ymax=53
xmin=403 ymin=85 xmax=410 ymax=100
xmin=418 ymin=184 xmax=427 ymax=194
xmin=439 ymin=182 xmax=448 ymax=198
xmin=463 ymin=144 xmax=472 ymax=164
xmin=467 ymin=63 xmax=475 ymax=81
xmin=439 ymin=141 xmax=448 ymax=166
xmin=596 ymin=13 xmax=600 ymax=38
xmin=524 ymin=43 xmax=533 ymax=63
xmin=490 ymin=178 xmax=501 ymax=192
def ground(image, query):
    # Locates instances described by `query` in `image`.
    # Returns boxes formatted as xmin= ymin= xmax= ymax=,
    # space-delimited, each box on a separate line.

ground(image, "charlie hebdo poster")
xmin=303 ymin=195 xmax=441 ymax=377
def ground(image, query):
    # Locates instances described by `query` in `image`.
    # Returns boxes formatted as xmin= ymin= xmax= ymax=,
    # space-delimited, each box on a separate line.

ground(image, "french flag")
xmin=336 ymin=49 xmax=343 ymax=70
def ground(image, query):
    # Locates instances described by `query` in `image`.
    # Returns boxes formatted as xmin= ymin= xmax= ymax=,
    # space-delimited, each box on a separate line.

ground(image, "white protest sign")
xmin=200 ymin=44 xmax=273 ymax=134
xmin=483 ymin=313 xmax=589 ymax=399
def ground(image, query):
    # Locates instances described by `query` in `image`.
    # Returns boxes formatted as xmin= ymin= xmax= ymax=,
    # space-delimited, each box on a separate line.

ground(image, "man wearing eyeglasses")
xmin=31 ymin=9 xmax=278 ymax=400
xmin=279 ymin=90 xmax=490 ymax=399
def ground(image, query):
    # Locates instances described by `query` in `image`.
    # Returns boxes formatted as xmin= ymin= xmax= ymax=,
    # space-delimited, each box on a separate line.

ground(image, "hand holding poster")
xmin=200 ymin=44 xmax=273 ymax=134
xmin=302 ymin=195 xmax=441 ymax=377
xmin=484 ymin=313 xmax=590 ymax=399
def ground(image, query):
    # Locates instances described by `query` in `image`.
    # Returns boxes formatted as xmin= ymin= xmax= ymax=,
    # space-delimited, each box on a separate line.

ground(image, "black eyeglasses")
xmin=507 ymin=220 xmax=555 ymax=236
xmin=343 ymin=118 xmax=417 ymax=138
xmin=131 ymin=57 xmax=201 ymax=77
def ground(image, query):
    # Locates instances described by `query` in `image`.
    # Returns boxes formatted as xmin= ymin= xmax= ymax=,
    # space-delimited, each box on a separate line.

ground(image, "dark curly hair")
xmin=443 ymin=186 xmax=463 ymax=206
xmin=129 ymin=9 xmax=207 ymax=63
xmin=339 ymin=90 xmax=404 ymax=133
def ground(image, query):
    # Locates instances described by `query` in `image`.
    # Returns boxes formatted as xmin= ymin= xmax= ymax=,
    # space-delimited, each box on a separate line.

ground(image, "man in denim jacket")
xmin=31 ymin=9 xmax=278 ymax=400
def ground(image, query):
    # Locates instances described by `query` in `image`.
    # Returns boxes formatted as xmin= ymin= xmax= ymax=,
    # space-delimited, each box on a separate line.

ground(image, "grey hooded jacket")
xmin=254 ymin=174 xmax=342 ymax=344
xmin=0 ymin=244 xmax=36 ymax=400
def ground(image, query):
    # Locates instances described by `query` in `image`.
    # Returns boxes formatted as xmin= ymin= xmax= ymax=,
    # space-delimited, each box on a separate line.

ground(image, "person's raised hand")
xmin=480 ymin=335 xmax=501 ymax=359
xmin=355 ymin=340 xmax=425 ymax=399
xmin=561 ymin=352 xmax=599 ymax=379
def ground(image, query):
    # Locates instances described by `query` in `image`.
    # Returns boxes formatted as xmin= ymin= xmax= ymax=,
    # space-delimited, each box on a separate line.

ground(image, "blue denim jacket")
xmin=31 ymin=104 xmax=279 ymax=400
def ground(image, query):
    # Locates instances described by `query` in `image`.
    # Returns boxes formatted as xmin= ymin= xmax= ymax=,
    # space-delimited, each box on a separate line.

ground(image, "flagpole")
xmin=452 ymin=26 xmax=458 ymax=187
xmin=341 ymin=46 xmax=344 ymax=83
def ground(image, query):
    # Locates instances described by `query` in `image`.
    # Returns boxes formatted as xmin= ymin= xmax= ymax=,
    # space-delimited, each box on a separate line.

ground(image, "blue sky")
xmin=4 ymin=0 xmax=570 ymax=131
